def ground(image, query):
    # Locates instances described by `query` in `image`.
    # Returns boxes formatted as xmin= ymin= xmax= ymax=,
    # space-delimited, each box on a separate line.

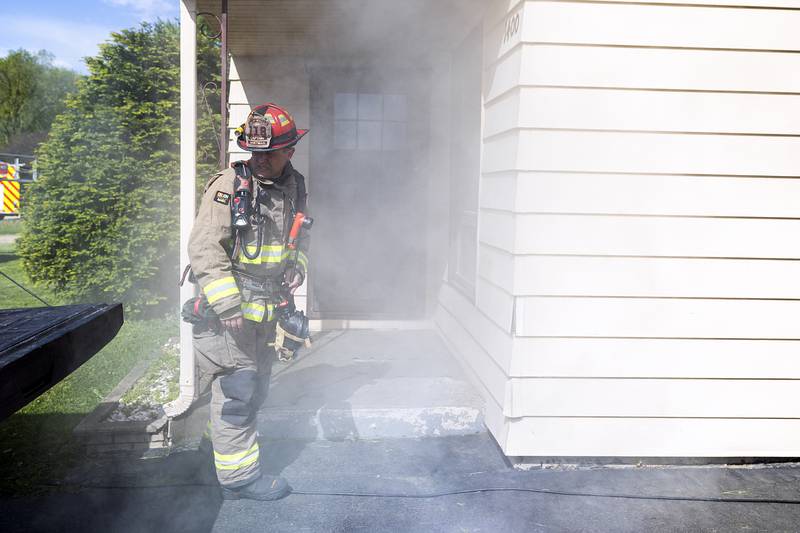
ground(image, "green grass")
xmin=18 ymin=317 xmax=178 ymax=417
xmin=0 ymin=242 xmax=60 ymax=307
xmin=0 ymin=319 xmax=178 ymax=496
xmin=0 ymin=218 xmax=23 ymax=235
xmin=0 ymin=243 xmax=179 ymax=496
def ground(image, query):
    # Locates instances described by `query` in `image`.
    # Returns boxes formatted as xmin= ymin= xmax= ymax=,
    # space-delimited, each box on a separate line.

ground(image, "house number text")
xmin=502 ymin=12 xmax=520 ymax=45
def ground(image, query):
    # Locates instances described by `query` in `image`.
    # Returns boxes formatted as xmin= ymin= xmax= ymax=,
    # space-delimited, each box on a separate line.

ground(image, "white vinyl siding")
xmin=495 ymin=255 xmax=800 ymax=299
xmin=503 ymin=379 xmax=800 ymax=418
xmin=509 ymin=337 xmax=800 ymax=379
xmin=513 ymin=297 xmax=800 ymax=338
xmin=511 ymin=46 xmax=800 ymax=94
xmin=516 ymin=2 xmax=800 ymax=50
xmin=485 ymin=89 xmax=800 ymax=137
xmin=484 ymin=214 xmax=800 ymax=258
xmin=481 ymin=172 xmax=800 ymax=217
xmin=437 ymin=0 xmax=800 ymax=457
xmin=503 ymin=418 xmax=800 ymax=458
xmin=483 ymin=130 xmax=800 ymax=175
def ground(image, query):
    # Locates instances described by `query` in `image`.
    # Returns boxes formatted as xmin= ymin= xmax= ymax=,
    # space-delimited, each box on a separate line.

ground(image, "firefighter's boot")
xmin=221 ymin=474 xmax=291 ymax=501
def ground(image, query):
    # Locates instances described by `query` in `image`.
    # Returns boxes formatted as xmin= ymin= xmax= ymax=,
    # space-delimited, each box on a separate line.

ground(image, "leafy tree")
xmin=17 ymin=20 xmax=220 ymax=316
xmin=0 ymin=50 xmax=79 ymax=151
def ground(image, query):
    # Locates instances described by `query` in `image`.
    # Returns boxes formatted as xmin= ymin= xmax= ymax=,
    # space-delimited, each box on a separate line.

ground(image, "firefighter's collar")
xmin=259 ymin=163 xmax=294 ymax=186
xmin=248 ymin=161 xmax=293 ymax=186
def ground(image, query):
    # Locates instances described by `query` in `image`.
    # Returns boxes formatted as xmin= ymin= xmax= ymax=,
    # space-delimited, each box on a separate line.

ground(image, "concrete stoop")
xmin=256 ymin=329 xmax=486 ymax=441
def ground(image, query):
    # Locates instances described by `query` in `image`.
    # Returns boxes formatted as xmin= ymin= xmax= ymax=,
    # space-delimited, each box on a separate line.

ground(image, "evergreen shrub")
xmin=18 ymin=21 xmax=220 ymax=316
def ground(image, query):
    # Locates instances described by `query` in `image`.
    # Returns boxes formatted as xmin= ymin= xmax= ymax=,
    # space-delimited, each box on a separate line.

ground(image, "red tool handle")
xmin=287 ymin=212 xmax=306 ymax=250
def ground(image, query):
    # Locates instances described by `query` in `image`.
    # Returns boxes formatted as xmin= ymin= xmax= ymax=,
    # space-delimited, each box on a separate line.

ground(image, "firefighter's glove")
xmin=283 ymin=267 xmax=304 ymax=295
xmin=181 ymin=298 xmax=203 ymax=325
xmin=219 ymin=308 xmax=245 ymax=333
xmin=181 ymin=297 xmax=218 ymax=325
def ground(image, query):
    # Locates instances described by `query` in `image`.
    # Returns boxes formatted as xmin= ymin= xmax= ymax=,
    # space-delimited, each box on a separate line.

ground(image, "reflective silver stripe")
xmin=214 ymin=443 xmax=260 ymax=470
xmin=204 ymin=276 xmax=239 ymax=304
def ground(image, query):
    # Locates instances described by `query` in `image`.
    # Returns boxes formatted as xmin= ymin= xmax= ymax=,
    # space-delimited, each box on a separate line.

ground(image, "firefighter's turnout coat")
xmin=189 ymin=161 xmax=309 ymax=321
xmin=188 ymin=160 xmax=308 ymax=487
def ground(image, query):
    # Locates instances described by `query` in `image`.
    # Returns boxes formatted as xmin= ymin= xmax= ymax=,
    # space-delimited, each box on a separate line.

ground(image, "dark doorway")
xmin=309 ymin=67 xmax=429 ymax=319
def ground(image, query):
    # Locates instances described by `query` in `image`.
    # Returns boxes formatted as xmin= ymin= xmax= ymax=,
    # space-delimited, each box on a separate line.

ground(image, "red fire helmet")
xmin=235 ymin=103 xmax=308 ymax=152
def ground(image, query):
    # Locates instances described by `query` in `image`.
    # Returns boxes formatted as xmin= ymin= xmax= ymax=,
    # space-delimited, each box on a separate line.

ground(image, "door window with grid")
xmin=334 ymin=92 xmax=408 ymax=151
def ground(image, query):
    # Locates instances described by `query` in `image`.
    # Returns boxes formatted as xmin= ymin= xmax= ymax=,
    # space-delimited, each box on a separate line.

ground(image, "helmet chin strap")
xmin=249 ymin=153 xmax=286 ymax=181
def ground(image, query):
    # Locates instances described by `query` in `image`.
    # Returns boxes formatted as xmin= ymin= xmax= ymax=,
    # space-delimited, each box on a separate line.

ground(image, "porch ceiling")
xmin=196 ymin=0 xmax=486 ymax=59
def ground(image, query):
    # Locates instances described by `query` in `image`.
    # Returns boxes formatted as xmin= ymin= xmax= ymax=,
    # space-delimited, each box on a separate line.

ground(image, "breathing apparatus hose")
xmin=38 ymin=480 xmax=800 ymax=505
xmin=235 ymin=224 xmax=263 ymax=261
xmin=230 ymin=161 xmax=262 ymax=261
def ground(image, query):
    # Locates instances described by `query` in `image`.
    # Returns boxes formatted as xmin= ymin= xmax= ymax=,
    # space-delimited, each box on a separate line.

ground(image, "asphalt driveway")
xmin=3 ymin=434 xmax=800 ymax=532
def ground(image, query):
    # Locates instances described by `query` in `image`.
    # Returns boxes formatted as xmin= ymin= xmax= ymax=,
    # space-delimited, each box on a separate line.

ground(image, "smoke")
xmin=221 ymin=0 xmax=488 ymax=321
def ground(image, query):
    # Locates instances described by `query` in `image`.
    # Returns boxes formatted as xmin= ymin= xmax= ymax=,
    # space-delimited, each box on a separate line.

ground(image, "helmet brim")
xmin=237 ymin=129 xmax=309 ymax=152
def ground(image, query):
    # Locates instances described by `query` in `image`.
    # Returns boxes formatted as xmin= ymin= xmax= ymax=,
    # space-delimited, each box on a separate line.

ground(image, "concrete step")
xmin=257 ymin=329 xmax=486 ymax=440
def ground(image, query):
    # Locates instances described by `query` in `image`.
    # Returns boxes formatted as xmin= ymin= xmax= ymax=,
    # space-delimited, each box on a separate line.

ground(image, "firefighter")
xmin=188 ymin=103 xmax=309 ymax=500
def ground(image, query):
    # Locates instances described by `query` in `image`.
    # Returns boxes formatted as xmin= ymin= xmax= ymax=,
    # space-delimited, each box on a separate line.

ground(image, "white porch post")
xmin=165 ymin=0 xmax=197 ymax=418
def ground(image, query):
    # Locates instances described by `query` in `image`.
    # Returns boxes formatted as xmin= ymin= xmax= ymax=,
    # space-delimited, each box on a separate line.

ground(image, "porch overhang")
xmin=170 ymin=0 xmax=488 ymax=420
xmin=196 ymin=0 xmax=486 ymax=59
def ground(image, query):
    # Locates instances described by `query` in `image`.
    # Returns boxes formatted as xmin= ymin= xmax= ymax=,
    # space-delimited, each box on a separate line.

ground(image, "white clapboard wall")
xmin=436 ymin=0 xmax=800 ymax=457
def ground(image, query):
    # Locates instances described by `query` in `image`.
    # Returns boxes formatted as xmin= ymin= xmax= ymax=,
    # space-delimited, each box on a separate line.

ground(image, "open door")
xmin=309 ymin=67 xmax=430 ymax=319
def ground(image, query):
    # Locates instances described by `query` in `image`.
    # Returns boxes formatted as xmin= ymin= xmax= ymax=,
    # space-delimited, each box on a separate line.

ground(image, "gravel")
xmin=106 ymin=339 xmax=180 ymax=423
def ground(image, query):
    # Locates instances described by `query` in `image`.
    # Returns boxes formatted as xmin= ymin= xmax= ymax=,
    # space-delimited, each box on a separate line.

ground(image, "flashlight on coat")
xmin=231 ymin=175 xmax=254 ymax=228
xmin=287 ymin=212 xmax=313 ymax=250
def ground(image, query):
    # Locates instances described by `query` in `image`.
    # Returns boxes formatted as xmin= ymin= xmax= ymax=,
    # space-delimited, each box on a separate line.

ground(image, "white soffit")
xmin=196 ymin=0 xmax=487 ymax=58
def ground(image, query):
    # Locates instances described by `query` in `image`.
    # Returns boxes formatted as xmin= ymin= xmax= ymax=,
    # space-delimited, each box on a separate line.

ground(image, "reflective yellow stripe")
xmin=214 ymin=443 xmax=260 ymax=470
xmin=214 ymin=442 xmax=259 ymax=462
xmin=204 ymin=276 xmax=240 ymax=304
xmin=297 ymin=251 xmax=309 ymax=272
xmin=242 ymin=301 xmax=275 ymax=323
xmin=207 ymin=286 xmax=239 ymax=304
xmin=242 ymin=304 xmax=265 ymax=322
xmin=238 ymin=244 xmax=288 ymax=265
xmin=238 ymin=255 xmax=287 ymax=265
xmin=245 ymin=244 xmax=284 ymax=254
xmin=205 ymin=276 xmax=237 ymax=292
xmin=215 ymin=451 xmax=259 ymax=471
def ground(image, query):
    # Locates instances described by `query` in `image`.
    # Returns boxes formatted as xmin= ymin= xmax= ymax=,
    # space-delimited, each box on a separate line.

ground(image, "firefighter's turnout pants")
xmin=195 ymin=321 xmax=276 ymax=487
xmin=188 ymin=162 xmax=309 ymax=488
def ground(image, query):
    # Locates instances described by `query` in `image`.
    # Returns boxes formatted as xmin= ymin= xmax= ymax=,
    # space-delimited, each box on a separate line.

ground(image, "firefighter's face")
xmin=250 ymin=147 xmax=294 ymax=178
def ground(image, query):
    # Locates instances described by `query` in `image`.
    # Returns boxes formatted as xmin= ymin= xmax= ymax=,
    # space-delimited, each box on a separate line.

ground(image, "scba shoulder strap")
xmin=231 ymin=160 xmax=250 ymax=180
xmin=230 ymin=161 xmax=261 ymax=260
xmin=231 ymin=161 xmax=253 ymax=228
